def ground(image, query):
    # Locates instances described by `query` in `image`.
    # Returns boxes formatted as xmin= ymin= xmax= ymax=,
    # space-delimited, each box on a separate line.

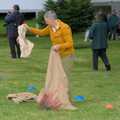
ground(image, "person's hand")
xmin=52 ymin=45 xmax=61 ymax=52
xmin=24 ymin=24 xmax=30 ymax=30
xmin=7 ymin=11 xmax=11 ymax=15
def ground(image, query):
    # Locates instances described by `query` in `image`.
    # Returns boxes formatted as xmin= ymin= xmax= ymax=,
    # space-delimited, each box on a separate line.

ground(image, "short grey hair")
xmin=44 ymin=10 xmax=57 ymax=20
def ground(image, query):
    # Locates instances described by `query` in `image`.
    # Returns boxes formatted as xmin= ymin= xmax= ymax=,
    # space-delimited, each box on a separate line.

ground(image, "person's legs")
xmin=61 ymin=55 xmax=75 ymax=77
xmin=113 ymin=27 xmax=117 ymax=40
xmin=92 ymin=49 xmax=99 ymax=71
xmin=8 ymin=37 xmax=17 ymax=58
xmin=15 ymin=39 xmax=21 ymax=58
xmin=61 ymin=55 xmax=77 ymax=110
xmin=99 ymin=49 xmax=111 ymax=71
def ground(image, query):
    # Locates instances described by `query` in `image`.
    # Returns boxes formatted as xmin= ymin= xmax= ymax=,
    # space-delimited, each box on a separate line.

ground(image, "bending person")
xmin=25 ymin=10 xmax=77 ymax=110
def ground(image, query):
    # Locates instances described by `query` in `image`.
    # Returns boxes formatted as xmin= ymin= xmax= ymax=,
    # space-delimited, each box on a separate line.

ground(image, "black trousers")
xmin=8 ymin=37 xmax=21 ymax=58
xmin=109 ymin=27 xmax=117 ymax=40
xmin=92 ymin=48 xmax=111 ymax=71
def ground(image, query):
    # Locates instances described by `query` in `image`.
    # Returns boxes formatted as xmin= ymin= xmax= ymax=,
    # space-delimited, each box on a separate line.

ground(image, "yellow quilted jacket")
xmin=29 ymin=20 xmax=75 ymax=57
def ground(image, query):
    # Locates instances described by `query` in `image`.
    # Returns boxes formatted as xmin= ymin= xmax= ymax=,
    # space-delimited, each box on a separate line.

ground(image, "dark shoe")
xmin=12 ymin=57 xmax=17 ymax=59
xmin=93 ymin=68 xmax=98 ymax=71
xmin=105 ymin=64 xmax=111 ymax=71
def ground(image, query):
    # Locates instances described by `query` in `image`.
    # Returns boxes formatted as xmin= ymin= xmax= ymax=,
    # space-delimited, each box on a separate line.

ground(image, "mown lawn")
xmin=0 ymin=31 xmax=120 ymax=120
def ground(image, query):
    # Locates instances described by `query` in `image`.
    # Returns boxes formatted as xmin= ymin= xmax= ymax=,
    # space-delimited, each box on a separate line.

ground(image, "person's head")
xmin=44 ymin=10 xmax=57 ymax=26
xmin=12 ymin=4 xmax=20 ymax=12
xmin=95 ymin=12 xmax=105 ymax=21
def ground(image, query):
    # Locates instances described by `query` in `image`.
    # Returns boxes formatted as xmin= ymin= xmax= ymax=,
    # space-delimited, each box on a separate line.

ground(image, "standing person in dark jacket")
xmin=5 ymin=5 xmax=24 ymax=59
xmin=89 ymin=12 xmax=111 ymax=71
xmin=108 ymin=10 xmax=119 ymax=40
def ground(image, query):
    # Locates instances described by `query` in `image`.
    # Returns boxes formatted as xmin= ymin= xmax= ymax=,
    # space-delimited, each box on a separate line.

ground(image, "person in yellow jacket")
xmin=25 ymin=10 xmax=77 ymax=110
xmin=28 ymin=12 xmax=74 ymax=57
xmin=26 ymin=10 xmax=75 ymax=74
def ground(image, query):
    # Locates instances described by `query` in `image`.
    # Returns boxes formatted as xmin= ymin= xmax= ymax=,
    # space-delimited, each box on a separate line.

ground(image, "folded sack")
xmin=7 ymin=92 xmax=37 ymax=104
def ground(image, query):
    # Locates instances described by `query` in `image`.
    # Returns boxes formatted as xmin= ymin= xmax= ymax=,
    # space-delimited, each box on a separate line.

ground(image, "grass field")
xmin=0 ymin=29 xmax=120 ymax=120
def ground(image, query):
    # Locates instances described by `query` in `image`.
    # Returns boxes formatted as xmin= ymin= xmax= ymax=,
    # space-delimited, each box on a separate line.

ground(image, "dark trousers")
xmin=109 ymin=27 xmax=117 ymax=40
xmin=92 ymin=49 xmax=111 ymax=71
xmin=8 ymin=37 xmax=21 ymax=58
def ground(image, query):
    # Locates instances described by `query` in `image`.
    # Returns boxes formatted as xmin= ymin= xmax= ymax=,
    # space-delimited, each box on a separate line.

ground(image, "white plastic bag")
xmin=84 ymin=29 xmax=90 ymax=42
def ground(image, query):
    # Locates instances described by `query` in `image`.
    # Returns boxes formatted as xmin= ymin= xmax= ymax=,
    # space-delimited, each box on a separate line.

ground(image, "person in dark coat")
xmin=108 ymin=10 xmax=119 ymax=40
xmin=5 ymin=5 xmax=24 ymax=59
xmin=89 ymin=12 xmax=111 ymax=71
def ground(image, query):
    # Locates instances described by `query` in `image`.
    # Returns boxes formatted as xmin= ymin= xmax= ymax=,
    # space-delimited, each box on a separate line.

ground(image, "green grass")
xmin=0 ymin=18 xmax=6 ymax=34
xmin=0 ymin=32 xmax=120 ymax=120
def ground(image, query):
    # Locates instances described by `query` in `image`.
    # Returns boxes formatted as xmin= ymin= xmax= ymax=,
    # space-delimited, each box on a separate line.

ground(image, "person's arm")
xmin=59 ymin=25 xmax=74 ymax=49
xmin=89 ymin=24 xmax=96 ymax=40
xmin=28 ymin=26 xmax=50 ymax=36
xmin=4 ymin=13 xmax=15 ymax=24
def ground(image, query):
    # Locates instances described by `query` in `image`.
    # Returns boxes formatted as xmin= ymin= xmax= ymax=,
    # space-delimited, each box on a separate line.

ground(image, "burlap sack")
xmin=7 ymin=92 xmax=37 ymax=104
xmin=37 ymin=49 xmax=76 ymax=110
xmin=17 ymin=24 xmax=34 ymax=58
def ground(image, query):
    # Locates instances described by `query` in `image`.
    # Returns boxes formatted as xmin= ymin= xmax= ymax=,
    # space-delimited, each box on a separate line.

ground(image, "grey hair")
xmin=44 ymin=10 xmax=57 ymax=20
